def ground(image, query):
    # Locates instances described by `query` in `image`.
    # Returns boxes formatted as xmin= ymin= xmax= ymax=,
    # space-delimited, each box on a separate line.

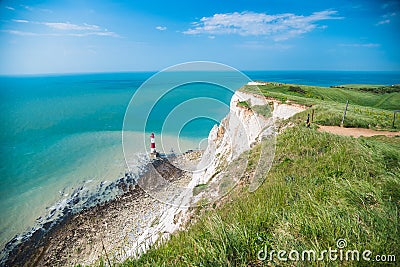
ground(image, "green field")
xmin=242 ymin=83 xmax=400 ymax=129
xmin=109 ymin=83 xmax=400 ymax=267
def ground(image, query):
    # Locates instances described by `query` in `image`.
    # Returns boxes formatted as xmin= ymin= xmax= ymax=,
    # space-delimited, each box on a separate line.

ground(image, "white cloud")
xmin=381 ymin=2 xmax=396 ymax=9
xmin=5 ymin=6 xmax=15 ymax=11
xmin=183 ymin=10 xmax=343 ymax=41
xmin=7 ymin=19 xmax=119 ymax=37
xmin=1 ymin=30 xmax=38 ymax=36
xmin=12 ymin=19 xmax=29 ymax=23
xmin=1 ymin=30 xmax=119 ymax=37
xmin=20 ymin=4 xmax=51 ymax=12
xmin=383 ymin=12 xmax=397 ymax=18
xmin=21 ymin=5 xmax=34 ymax=11
xmin=41 ymin=22 xmax=100 ymax=31
xmin=155 ymin=26 xmax=167 ymax=31
xmin=376 ymin=12 xmax=396 ymax=25
xmin=339 ymin=43 xmax=380 ymax=48
xmin=381 ymin=1 xmax=400 ymax=11
xmin=376 ymin=19 xmax=391 ymax=25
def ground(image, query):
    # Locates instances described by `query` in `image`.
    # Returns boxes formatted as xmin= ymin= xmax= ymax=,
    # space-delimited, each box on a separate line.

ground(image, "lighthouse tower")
xmin=149 ymin=132 xmax=158 ymax=159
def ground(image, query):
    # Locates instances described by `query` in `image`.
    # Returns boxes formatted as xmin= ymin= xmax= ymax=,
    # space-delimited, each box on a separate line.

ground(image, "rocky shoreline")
xmin=3 ymin=156 xmax=193 ymax=266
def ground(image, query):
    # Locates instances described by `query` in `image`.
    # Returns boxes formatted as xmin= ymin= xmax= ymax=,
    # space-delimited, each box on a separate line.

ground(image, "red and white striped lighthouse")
xmin=150 ymin=132 xmax=156 ymax=153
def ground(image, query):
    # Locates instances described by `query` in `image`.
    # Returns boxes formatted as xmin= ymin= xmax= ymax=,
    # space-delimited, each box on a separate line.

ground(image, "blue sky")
xmin=0 ymin=0 xmax=399 ymax=74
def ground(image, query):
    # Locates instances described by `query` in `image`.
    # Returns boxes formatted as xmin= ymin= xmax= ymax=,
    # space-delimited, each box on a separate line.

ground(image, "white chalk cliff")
xmin=122 ymin=90 xmax=306 ymax=260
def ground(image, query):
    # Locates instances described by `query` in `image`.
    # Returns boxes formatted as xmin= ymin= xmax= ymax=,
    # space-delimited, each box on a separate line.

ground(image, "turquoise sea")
xmin=1 ymin=70 xmax=399 ymax=250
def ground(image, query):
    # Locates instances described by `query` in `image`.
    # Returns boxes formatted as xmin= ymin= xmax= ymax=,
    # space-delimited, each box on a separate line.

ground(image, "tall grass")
xmin=120 ymin=126 xmax=400 ymax=266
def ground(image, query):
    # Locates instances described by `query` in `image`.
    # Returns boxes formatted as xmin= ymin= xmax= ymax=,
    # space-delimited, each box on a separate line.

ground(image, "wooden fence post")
xmin=393 ymin=110 xmax=400 ymax=128
xmin=341 ymin=100 xmax=349 ymax=127
xmin=311 ymin=109 xmax=314 ymax=122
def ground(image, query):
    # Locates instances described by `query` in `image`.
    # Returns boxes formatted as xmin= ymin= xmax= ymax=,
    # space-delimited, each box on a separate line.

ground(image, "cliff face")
xmin=190 ymin=91 xmax=305 ymax=194
xmin=191 ymin=91 xmax=274 ymax=188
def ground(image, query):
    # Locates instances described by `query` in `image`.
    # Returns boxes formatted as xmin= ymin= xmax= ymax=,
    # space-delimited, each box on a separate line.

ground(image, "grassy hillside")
xmin=243 ymin=83 xmax=400 ymax=110
xmin=242 ymin=84 xmax=400 ymax=130
xmin=118 ymin=125 xmax=399 ymax=266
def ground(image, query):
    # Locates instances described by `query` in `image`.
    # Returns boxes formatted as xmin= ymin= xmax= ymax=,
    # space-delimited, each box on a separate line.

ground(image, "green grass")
xmin=193 ymin=184 xmax=208 ymax=196
xmin=237 ymin=100 xmax=250 ymax=108
xmin=252 ymin=104 xmax=272 ymax=118
xmin=119 ymin=126 xmax=400 ymax=267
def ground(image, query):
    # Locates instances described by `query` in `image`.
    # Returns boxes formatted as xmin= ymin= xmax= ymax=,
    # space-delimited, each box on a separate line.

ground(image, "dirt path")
xmin=317 ymin=125 xmax=400 ymax=138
